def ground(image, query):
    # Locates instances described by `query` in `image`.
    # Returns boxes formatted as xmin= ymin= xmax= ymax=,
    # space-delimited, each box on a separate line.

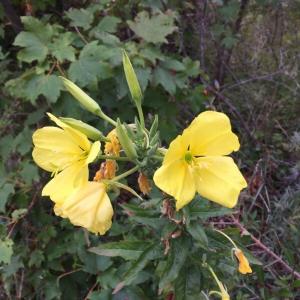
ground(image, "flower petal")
xmin=85 ymin=141 xmax=100 ymax=165
xmin=47 ymin=113 xmax=91 ymax=152
xmin=184 ymin=111 xmax=240 ymax=156
xmin=42 ymin=163 xmax=86 ymax=205
xmin=194 ymin=156 xmax=247 ymax=208
xmin=153 ymin=160 xmax=196 ymax=210
xmin=60 ymin=182 xmax=113 ymax=235
xmin=162 ymin=135 xmax=189 ymax=166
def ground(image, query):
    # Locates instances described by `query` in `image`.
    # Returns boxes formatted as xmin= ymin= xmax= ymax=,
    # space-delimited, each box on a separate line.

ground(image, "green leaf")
xmin=140 ymin=44 xmax=165 ymax=64
xmin=159 ymin=234 xmax=190 ymax=291
xmin=78 ymin=247 xmax=98 ymax=275
xmin=19 ymin=160 xmax=39 ymax=185
xmin=283 ymin=246 xmax=295 ymax=266
xmin=189 ymin=205 xmax=234 ymax=221
xmin=277 ymin=288 xmax=293 ymax=297
xmin=174 ymin=263 xmax=202 ymax=300
xmin=29 ymin=250 xmax=45 ymax=268
xmin=49 ymin=32 xmax=76 ymax=62
xmin=14 ymin=16 xmax=53 ymax=63
xmin=153 ymin=66 xmax=176 ymax=95
xmin=13 ymin=126 xmax=32 ymax=155
xmin=182 ymin=57 xmax=201 ymax=77
xmin=66 ymin=8 xmax=94 ymax=30
xmin=96 ymin=16 xmax=121 ymax=33
xmin=89 ymin=241 xmax=152 ymax=260
xmin=11 ymin=209 xmax=27 ymax=220
xmin=187 ymin=221 xmax=210 ymax=251
xmin=0 ymin=183 xmax=14 ymax=213
xmin=161 ymin=58 xmax=185 ymax=71
xmin=43 ymin=275 xmax=62 ymax=300
xmin=69 ymin=41 xmax=113 ymax=87
xmin=112 ymin=241 xmax=164 ymax=293
xmin=292 ymin=280 xmax=300 ymax=288
xmin=0 ymin=238 xmax=14 ymax=264
xmin=98 ymin=267 xmax=119 ymax=289
xmin=128 ymin=10 xmax=177 ymax=44
xmin=37 ymin=225 xmax=57 ymax=244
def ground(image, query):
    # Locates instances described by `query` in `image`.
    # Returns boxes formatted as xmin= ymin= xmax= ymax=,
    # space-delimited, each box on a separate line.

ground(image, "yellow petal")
xmin=153 ymin=160 xmax=196 ymax=210
xmin=194 ymin=156 xmax=247 ymax=208
xmin=33 ymin=127 xmax=82 ymax=154
xmin=60 ymin=182 xmax=113 ymax=235
xmin=235 ymin=249 xmax=252 ymax=274
xmin=85 ymin=141 xmax=100 ymax=165
xmin=42 ymin=163 xmax=86 ymax=205
xmin=47 ymin=113 xmax=91 ymax=152
xmin=162 ymin=135 xmax=188 ymax=166
xmin=184 ymin=111 xmax=240 ymax=156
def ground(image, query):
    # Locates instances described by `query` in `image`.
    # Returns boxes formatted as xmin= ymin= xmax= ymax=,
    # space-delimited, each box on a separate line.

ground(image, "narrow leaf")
xmin=187 ymin=221 xmax=210 ymax=251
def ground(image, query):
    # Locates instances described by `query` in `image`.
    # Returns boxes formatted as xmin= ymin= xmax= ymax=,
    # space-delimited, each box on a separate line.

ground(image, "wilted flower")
xmin=153 ymin=111 xmax=247 ymax=210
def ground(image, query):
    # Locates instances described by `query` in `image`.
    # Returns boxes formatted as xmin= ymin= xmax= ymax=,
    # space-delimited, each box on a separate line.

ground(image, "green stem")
xmin=137 ymin=104 xmax=145 ymax=130
xmin=111 ymin=165 xmax=140 ymax=182
xmin=98 ymin=155 xmax=130 ymax=161
xmin=153 ymin=155 xmax=164 ymax=161
xmin=96 ymin=111 xmax=117 ymax=127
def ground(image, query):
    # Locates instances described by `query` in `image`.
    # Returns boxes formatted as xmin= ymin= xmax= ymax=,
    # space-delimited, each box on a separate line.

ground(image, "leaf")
xmin=43 ymin=275 xmax=62 ymax=300
xmin=98 ymin=267 xmax=119 ymax=289
xmin=66 ymin=8 xmax=94 ymax=30
xmin=29 ymin=250 xmax=45 ymax=268
xmin=19 ymin=160 xmax=39 ymax=185
xmin=49 ymin=32 xmax=76 ymax=62
xmin=140 ymin=44 xmax=165 ymax=64
xmin=161 ymin=58 xmax=185 ymax=71
xmin=69 ymin=41 xmax=114 ymax=88
xmin=153 ymin=66 xmax=176 ymax=95
xmin=128 ymin=10 xmax=177 ymax=44
xmin=78 ymin=247 xmax=98 ymax=275
xmin=89 ymin=241 xmax=152 ymax=260
xmin=13 ymin=126 xmax=32 ymax=155
xmin=283 ymin=246 xmax=295 ymax=266
xmin=182 ymin=57 xmax=201 ymax=77
xmin=186 ymin=221 xmax=210 ymax=251
xmin=14 ymin=16 xmax=53 ymax=63
xmin=0 ymin=183 xmax=14 ymax=213
xmin=159 ymin=234 xmax=190 ymax=291
xmin=112 ymin=241 xmax=164 ymax=294
xmin=0 ymin=238 xmax=14 ymax=264
xmin=96 ymin=16 xmax=122 ymax=33
xmin=189 ymin=205 xmax=234 ymax=221
xmin=174 ymin=263 xmax=202 ymax=300
xmin=11 ymin=209 xmax=27 ymax=220
xmin=37 ymin=225 xmax=57 ymax=244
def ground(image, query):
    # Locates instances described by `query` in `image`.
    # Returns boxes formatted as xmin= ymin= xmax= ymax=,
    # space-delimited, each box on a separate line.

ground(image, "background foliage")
xmin=0 ymin=0 xmax=300 ymax=299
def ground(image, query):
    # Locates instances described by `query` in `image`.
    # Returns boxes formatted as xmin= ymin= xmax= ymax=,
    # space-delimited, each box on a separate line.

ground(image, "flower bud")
xmin=59 ymin=117 xmax=105 ymax=141
xmin=59 ymin=77 xmax=102 ymax=116
xmin=134 ymin=117 xmax=144 ymax=138
xmin=122 ymin=50 xmax=142 ymax=106
xmin=116 ymin=118 xmax=138 ymax=162
xmin=150 ymin=131 xmax=160 ymax=146
xmin=149 ymin=115 xmax=158 ymax=139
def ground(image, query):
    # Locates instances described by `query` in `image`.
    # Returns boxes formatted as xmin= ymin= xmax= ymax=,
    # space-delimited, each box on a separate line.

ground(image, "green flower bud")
xmin=122 ymin=50 xmax=142 ymax=106
xmin=147 ymin=143 xmax=158 ymax=156
xmin=124 ymin=123 xmax=138 ymax=141
xmin=116 ymin=118 xmax=138 ymax=163
xmin=134 ymin=117 xmax=144 ymax=138
xmin=149 ymin=115 xmax=158 ymax=139
xmin=59 ymin=117 xmax=108 ymax=141
xmin=150 ymin=131 xmax=160 ymax=146
xmin=59 ymin=77 xmax=102 ymax=116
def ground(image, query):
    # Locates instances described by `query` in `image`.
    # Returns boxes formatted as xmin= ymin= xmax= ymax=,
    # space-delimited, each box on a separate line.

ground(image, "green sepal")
xmin=122 ymin=49 xmax=142 ymax=106
xmin=147 ymin=144 xmax=158 ymax=156
xmin=124 ymin=123 xmax=138 ymax=141
xmin=150 ymin=131 xmax=160 ymax=146
xmin=134 ymin=117 xmax=144 ymax=138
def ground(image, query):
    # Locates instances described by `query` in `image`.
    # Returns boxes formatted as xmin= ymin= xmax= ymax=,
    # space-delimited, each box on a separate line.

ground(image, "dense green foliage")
xmin=0 ymin=0 xmax=299 ymax=299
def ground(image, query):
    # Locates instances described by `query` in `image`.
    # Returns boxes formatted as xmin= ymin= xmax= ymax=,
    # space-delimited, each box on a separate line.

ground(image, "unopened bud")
xmin=59 ymin=117 xmax=105 ymax=141
xmin=134 ymin=117 xmax=144 ymax=138
xmin=59 ymin=77 xmax=102 ymax=116
xmin=150 ymin=131 xmax=160 ymax=146
xmin=149 ymin=115 xmax=158 ymax=139
xmin=124 ymin=123 xmax=138 ymax=141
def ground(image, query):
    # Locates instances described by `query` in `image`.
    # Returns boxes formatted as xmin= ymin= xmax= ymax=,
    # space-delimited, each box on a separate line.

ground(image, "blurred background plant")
xmin=0 ymin=0 xmax=299 ymax=299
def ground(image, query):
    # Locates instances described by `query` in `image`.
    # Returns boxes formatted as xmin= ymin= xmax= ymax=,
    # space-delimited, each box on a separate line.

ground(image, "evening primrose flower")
xmin=54 ymin=182 xmax=113 ymax=235
xmin=32 ymin=113 xmax=100 ymax=204
xmin=153 ymin=111 xmax=247 ymax=210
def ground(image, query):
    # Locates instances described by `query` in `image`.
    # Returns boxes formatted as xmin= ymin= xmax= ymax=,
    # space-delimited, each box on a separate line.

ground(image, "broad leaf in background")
xmin=66 ymin=8 xmax=94 ymax=30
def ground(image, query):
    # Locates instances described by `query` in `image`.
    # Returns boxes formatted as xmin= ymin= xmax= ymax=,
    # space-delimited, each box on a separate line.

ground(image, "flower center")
xmin=184 ymin=151 xmax=194 ymax=164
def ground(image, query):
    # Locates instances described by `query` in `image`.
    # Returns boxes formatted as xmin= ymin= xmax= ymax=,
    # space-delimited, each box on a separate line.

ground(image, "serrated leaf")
xmin=161 ymin=58 xmax=185 ymax=71
xmin=128 ymin=10 xmax=177 ymax=44
xmin=69 ymin=41 xmax=113 ymax=87
xmin=37 ymin=225 xmax=57 ymax=244
xmin=96 ymin=16 xmax=121 ymax=33
xmin=11 ymin=209 xmax=27 ymax=220
xmin=13 ymin=126 xmax=32 ymax=155
xmin=187 ymin=221 xmax=210 ymax=251
xmin=29 ymin=250 xmax=45 ymax=268
xmin=43 ymin=275 xmax=62 ymax=300
xmin=89 ymin=241 xmax=152 ymax=260
xmin=140 ymin=44 xmax=165 ymax=64
xmin=66 ymin=8 xmax=94 ymax=30
xmin=153 ymin=66 xmax=176 ymax=95
xmin=0 ymin=238 xmax=14 ymax=264
xmin=159 ymin=234 xmax=190 ymax=292
xmin=182 ymin=57 xmax=201 ymax=77
xmin=49 ymin=32 xmax=76 ymax=62
xmin=113 ymin=241 xmax=164 ymax=294
xmin=0 ymin=183 xmax=14 ymax=213
xmin=14 ymin=16 xmax=53 ymax=63
xmin=174 ymin=264 xmax=202 ymax=300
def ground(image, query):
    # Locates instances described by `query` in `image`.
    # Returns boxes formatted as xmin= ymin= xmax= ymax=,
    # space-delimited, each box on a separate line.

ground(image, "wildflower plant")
xmin=31 ymin=51 xmax=261 ymax=298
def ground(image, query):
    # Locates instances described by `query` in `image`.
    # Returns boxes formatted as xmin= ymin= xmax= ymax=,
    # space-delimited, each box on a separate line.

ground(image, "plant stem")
xmin=98 ymin=155 xmax=130 ymax=161
xmin=153 ymin=155 xmax=164 ymax=161
xmin=96 ymin=111 xmax=117 ymax=127
xmin=137 ymin=104 xmax=145 ymax=129
xmin=157 ymin=148 xmax=167 ymax=155
xmin=111 ymin=165 xmax=140 ymax=182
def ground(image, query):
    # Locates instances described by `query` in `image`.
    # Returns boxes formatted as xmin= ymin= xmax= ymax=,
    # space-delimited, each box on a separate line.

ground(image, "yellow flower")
xmin=32 ymin=113 xmax=100 ymax=204
xmin=235 ymin=249 xmax=252 ymax=274
xmin=54 ymin=182 xmax=113 ymax=235
xmin=153 ymin=111 xmax=247 ymax=210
